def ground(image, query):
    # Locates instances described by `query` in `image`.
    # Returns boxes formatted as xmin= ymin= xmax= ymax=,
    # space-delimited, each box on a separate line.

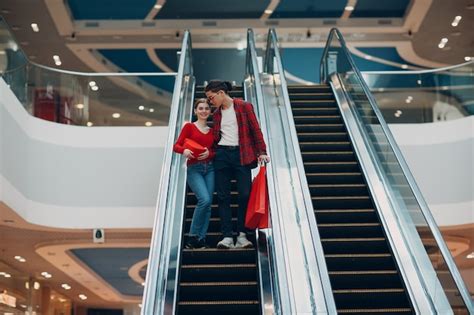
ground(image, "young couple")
xmin=173 ymin=80 xmax=270 ymax=250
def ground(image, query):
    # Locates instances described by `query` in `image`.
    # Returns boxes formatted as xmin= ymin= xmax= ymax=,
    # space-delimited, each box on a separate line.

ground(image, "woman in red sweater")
xmin=173 ymin=98 xmax=215 ymax=249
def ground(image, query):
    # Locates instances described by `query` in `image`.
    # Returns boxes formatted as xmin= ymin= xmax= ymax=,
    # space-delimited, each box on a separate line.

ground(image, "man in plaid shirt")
xmin=205 ymin=80 xmax=270 ymax=249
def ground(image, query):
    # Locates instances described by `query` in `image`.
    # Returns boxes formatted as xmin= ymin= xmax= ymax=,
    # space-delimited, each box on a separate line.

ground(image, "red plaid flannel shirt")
xmin=212 ymin=98 xmax=267 ymax=166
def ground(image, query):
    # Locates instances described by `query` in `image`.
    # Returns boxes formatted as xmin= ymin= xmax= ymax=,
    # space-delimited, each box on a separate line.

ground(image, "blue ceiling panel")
xmin=67 ymin=0 xmax=155 ymax=20
xmin=351 ymin=0 xmax=410 ymax=18
xmin=70 ymin=248 xmax=149 ymax=296
xmin=270 ymin=0 xmax=347 ymax=19
xmin=97 ymin=49 xmax=176 ymax=91
xmin=155 ymin=0 xmax=271 ymax=19
xmin=281 ymin=48 xmax=323 ymax=82
xmin=358 ymin=47 xmax=421 ymax=68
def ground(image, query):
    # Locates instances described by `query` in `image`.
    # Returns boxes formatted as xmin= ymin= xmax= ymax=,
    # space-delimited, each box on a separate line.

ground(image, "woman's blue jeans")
xmin=186 ymin=161 xmax=215 ymax=241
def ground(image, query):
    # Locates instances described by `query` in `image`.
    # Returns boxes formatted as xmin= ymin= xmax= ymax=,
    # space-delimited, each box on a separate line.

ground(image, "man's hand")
xmin=197 ymin=148 xmax=210 ymax=160
xmin=258 ymin=154 xmax=270 ymax=163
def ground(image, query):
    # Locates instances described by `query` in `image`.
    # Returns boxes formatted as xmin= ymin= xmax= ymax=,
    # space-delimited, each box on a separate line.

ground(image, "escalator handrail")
xmin=245 ymin=28 xmax=283 ymax=314
xmin=263 ymin=28 xmax=337 ymax=314
xmin=141 ymin=30 xmax=192 ymax=315
xmin=362 ymin=60 xmax=474 ymax=75
xmin=321 ymin=28 xmax=474 ymax=312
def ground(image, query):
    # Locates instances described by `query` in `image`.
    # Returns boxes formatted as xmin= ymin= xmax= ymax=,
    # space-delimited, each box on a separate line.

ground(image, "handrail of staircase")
xmin=244 ymin=28 xmax=283 ymax=314
xmin=262 ymin=28 xmax=337 ymax=314
xmin=141 ymin=30 xmax=194 ymax=315
xmin=321 ymin=27 xmax=474 ymax=313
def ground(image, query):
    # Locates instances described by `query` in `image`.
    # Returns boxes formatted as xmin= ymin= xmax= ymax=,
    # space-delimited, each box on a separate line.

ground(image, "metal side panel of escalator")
xmin=288 ymin=83 xmax=415 ymax=314
xmin=175 ymin=86 xmax=261 ymax=315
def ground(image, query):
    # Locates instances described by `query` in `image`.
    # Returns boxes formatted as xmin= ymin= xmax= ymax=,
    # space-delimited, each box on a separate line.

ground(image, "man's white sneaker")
xmin=217 ymin=237 xmax=234 ymax=249
xmin=235 ymin=233 xmax=253 ymax=248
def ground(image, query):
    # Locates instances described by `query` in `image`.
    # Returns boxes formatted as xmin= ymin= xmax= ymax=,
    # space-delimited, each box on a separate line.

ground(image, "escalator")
xmin=288 ymin=84 xmax=414 ymax=314
xmin=175 ymin=85 xmax=261 ymax=315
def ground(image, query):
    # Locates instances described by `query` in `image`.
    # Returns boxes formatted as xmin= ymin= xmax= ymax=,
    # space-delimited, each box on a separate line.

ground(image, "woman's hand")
xmin=183 ymin=149 xmax=195 ymax=159
xmin=197 ymin=148 xmax=209 ymax=160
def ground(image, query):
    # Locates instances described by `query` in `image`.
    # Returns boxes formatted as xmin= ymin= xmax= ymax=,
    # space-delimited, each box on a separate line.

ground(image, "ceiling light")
xmin=76 ymin=104 xmax=84 ymax=109
xmin=112 ymin=113 xmax=121 ymax=119
xmin=394 ymin=110 xmax=402 ymax=118
xmin=451 ymin=16 xmax=462 ymax=27
xmin=465 ymin=56 xmax=472 ymax=61
xmin=53 ymin=55 xmax=62 ymax=66
xmin=4 ymin=273 xmax=11 ymax=278
xmin=31 ymin=23 xmax=39 ymax=32
xmin=88 ymin=81 xmax=96 ymax=87
xmin=33 ymin=282 xmax=40 ymax=290
xmin=417 ymin=80 xmax=422 ymax=85
xmin=467 ymin=252 xmax=474 ymax=259
xmin=149 ymin=108 xmax=154 ymax=112
xmin=78 ymin=294 xmax=87 ymax=300
xmin=41 ymin=272 xmax=52 ymax=278
xmin=61 ymin=284 xmax=71 ymax=290
xmin=141 ymin=282 xmax=145 ymax=286
xmin=401 ymin=64 xmax=408 ymax=69
xmin=19 ymin=258 xmax=26 ymax=262
xmin=138 ymin=105 xmax=145 ymax=111
xmin=438 ymin=43 xmax=445 ymax=49
xmin=91 ymin=85 xmax=99 ymax=91
xmin=139 ymin=304 xmax=142 ymax=308
xmin=145 ymin=122 xmax=153 ymax=127
xmin=345 ymin=6 xmax=354 ymax=11
xmin=25 ymin=282 xmax=29 ymax=290
xmin=364 ymin=55 xmax=372 ymax=60
xmin=264 ymin=9 xmax=273 ymax=14
xmin=86 ymin=122 xmax=93 ymax=127
xmin=237 ymin=42 xmax=245 ymax=51
xmin=441 ymin=38 xmax=448 ymax=43
xmin=154 ymin=4 xmax=162 ymax=9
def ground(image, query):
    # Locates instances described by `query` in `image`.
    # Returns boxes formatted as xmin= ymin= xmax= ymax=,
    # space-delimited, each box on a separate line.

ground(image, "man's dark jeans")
xmin=214 ymin=147 xmax=252 ymax=238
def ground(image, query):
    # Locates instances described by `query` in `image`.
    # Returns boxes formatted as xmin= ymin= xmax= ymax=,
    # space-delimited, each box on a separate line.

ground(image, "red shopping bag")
xmin=183 ymin=138 xmax=206 ymax=156
xmin=245 ymin=165 xmax=269 ymax=229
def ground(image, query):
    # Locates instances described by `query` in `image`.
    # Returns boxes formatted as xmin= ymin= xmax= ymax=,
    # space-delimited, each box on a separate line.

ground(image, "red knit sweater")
xmin=173 ymin=122 xmax=215 ymax=165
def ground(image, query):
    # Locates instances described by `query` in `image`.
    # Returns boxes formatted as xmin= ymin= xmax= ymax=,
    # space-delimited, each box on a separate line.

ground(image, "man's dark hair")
xmin=205 ymin=80 xmax=233 ymax=94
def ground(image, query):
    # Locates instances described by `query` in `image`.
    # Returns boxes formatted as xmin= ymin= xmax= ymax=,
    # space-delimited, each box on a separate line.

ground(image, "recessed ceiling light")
xmin=61 ymin=283 xmax=71 ymax=290
xmin=237 ymin=42 xmax=245 ymax=51
xmin=33 ymin=282 xmax=40 ymax=290
xmin=394 ymin=110 xmax=402 ymax=118
xmin=401 ymin=64 xmax=408 ymax=69
xmin=264 ymin=9 xmax=273 ymax=14
xmin=451 ymin=16 xmax=462 ymax=27
xmin=88 ymin=81 xmax=96 ymax=87
xmin=31 ymin=23 xmax=39 ymax=32
xmin=154 ymin=4 xmax=162 ymax=9
xmin=441 ymin=37 xmax=448 ymax=43
xmin=465 ymin=56 xmax=472 ymax=61
xmin=149 ymin=108 xmax=154 ymax=112
xmin=417 ymin=80 xmax=422 ymax=85
xmin=467 ymin=252 xmax=474 ymax=259
xmin=145 ymin=122 xmax=153 ymax=127
xmin=364 ymin=55 xmax=372 ymax=60
xmin=78 ymin=294 xmax=87 ymax=300
xmin=345 ymin=6 xmax=354 ymax=11
xmin=53 ymin=55 xmax=62 ymax=66
xmin=91 ymin=85 xmax=99 ymax=91
xmin=76 ymin=104 xmax=84 ymax=109
xmin=86 ymin=122 xmax=93 ymax=127
xmin=112 ymin=113 xmax=121 ymax=119
xmin=138 ymin=105 xmax=145 ymax=111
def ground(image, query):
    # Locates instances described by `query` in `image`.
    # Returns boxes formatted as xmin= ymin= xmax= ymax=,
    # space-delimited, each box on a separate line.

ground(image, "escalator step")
xmin=318 ymin=223 xmax=383 ymax=238
xmin=295 ymin=123 xmax=346 ymax=133
xmin=321 ymin=238 xmax=390 ymax=254
xmin=325 ymin=254 xmax=395 ymax=271
xmin=328 ymin=270 xmax=404 ymax=290
xmin=301 ymin=151 xmax=356 ymax=162
xmin=298 ymin=132 xmax=349 ymax=142
xmin=180 ymin=264 xmax=257 ymax=282
xmin=309 ymin=183 xmax=367 ymax=195
xmin=306 ymin=172 xmax=364 ymax=184
xmin=178 ymin=300 xmax=259 ymax=315
xmin=182 ymin=248 xmax=255 ymax=264
xmin=287 ymin=85 xmax=331 ymax=94
xmin=299 ymin=141 xmax=352 ymax=151
xmin=334 ymin=289 xmax=411 ymax=309
xmin=289 ymin=93 xmax=334 ymax=100
xmin=293 ymin=115 xmax=342 ymax=124
xmin=292 ymin=107 xmax=340 ymax=115
xmin=179 ymin=281 xmax=258 ymax=301
xmin=185 ymin=217 xmax=237 ymax=232
xmin=291 ymin=100 xmax=338 ymax=108
xmin=315 ymin=209 xmax=377 ymax=223
xmin=312 ymin=195 xmax=373 ymax=209
xmin=338 ymin=308 xmax=413 ymax=314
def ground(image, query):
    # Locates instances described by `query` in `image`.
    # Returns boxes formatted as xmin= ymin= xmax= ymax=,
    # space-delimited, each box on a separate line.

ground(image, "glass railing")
xmin=321 ymin=28 xmax=473 ymax=314
xmin=141 ymin=30 xmax=194 ymax=314
xmin=362 ymin=62 xmax=474 ymax=123
xmin=0 ymin=16 xmax=176 ymax=127
xmin=243 ymin=28 xmax=278 ymax=314
xmin=263 ymin=28 xmax=337 ymax=314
